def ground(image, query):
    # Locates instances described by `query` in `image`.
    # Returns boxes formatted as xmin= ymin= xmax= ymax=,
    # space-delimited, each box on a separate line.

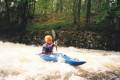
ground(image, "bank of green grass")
xmin=27 ymin=20 xmax=72 ymax=31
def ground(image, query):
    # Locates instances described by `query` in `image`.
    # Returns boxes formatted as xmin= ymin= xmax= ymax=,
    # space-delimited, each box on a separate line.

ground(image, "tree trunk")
xmin=73 ymin=0 xmax=81 ymax=26
xmin=82 ymin=0 xmax=87 ymax=13
xmin=96 ymin=0 xmax=102 ymax=12
xmin=59 ymin=0 xmax=63 ymax=13
xmin=73 ymin=0 xmax=77 ymax=24
xmin=117 ymin=0 xmax=120 ymax=5
xmin=32 ymin=1 xmax=36 ymax=17
xmin=19 ymin=0 xmax=29 ymax=31
xmin=106 ymin=0 xmax=110 ymax=8
xmin=56 ymin=0 xmax=63 ymax=13
xmin=4 ymin=0 xmax=10 ymax=23
xmin=86 ymin=0 xmax=91 ymax=25
xmin=116 ymin=0 xmax=120 ymax=31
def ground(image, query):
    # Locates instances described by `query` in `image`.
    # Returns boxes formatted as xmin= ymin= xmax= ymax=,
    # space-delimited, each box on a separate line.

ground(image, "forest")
xmin=0 ymin=0 xmax=120 ymax=51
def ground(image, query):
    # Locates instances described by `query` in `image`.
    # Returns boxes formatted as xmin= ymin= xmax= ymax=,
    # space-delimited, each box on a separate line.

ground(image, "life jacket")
xmin=42 ymin=43 xmax=54 ymax=54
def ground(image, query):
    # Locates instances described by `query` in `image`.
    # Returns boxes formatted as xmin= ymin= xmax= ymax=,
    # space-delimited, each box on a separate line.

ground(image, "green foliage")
xmin=114 ymin=8 xmax=120 ymax=17
xmin=27 ymin=21 xmax=72 ymax=31
xmin=0 ymin=0 xmax=35 ymax=31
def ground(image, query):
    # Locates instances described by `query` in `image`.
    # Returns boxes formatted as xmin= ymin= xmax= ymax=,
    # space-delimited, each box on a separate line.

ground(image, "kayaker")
xmin=41 ymin=35 xmax=57 ymax=54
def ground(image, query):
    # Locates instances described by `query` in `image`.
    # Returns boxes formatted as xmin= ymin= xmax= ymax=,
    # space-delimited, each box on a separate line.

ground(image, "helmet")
xmin=44 ymin=35 xmax=53 ymax=44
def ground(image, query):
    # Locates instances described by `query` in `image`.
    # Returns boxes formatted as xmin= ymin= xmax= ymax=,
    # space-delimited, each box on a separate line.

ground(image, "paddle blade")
xmin=51 ymin=29 xmax=56 ymax=40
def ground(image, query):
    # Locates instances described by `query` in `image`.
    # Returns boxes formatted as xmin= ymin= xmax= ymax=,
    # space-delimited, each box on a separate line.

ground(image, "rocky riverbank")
xmin=0 ymin=30 xmax=120 ymax=51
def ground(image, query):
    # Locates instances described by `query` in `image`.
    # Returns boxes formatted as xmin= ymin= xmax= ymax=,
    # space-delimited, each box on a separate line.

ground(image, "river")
xmin=0 ymin=41 xmax=120 ymax=80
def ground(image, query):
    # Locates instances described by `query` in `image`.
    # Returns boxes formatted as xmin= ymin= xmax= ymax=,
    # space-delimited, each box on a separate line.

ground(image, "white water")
xmin=0 ymin=41 xmax=120 ymax=80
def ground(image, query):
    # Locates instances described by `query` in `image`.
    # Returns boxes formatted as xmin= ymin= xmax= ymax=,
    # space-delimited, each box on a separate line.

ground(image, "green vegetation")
xmin=27 ymin=20 xmax=72 ymax=31
xmin=0 ymin=0 xmax=120 ymax=50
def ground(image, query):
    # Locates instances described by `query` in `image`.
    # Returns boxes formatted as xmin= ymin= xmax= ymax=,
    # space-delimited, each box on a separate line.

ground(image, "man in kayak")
xmin=42 ymin=35 xmax=57 ymax=54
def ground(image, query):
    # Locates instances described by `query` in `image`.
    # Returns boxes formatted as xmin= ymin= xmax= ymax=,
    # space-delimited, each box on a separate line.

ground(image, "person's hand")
xmin=54 ymin=40 xmax=58 ymax=46
xmin=54 ymin=40 xmax=58 ymax=51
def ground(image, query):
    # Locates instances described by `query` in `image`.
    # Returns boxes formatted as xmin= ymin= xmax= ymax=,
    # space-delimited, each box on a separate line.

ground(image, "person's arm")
xmin=42 ymin=44 xmax=46 ymax=54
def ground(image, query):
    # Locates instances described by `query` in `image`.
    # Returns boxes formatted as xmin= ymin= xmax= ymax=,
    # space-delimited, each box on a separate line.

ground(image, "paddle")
xmin=51 ymin=29 xmax=58 ymax=51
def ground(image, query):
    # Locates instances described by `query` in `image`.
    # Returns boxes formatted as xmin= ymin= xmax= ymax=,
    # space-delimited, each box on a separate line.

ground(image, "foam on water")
xmin=0 ymin=41 xmax=120 ymax=80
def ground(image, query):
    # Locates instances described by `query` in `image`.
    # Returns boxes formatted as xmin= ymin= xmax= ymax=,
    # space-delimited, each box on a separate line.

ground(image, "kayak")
xmin=39 ymin=53 xmax=86 ymax=66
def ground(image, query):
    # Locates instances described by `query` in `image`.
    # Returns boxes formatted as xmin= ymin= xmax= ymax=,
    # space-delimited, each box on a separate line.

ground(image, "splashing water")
xmin=0 ymin=41 xmax=120 ymax=80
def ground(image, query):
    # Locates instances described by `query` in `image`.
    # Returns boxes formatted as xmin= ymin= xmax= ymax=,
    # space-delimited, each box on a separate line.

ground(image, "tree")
xmin=117 ymin=0 xmax=120 ymax=5
xmin=86 ymin=0 xmax=91 ymax=25
xmin=73 ymin=0 xmax=81 ymax=26
xmin=115 ymin=0 xmax=120 ymax=31
xmin=56 ymin=0 xmax=63 ymax=13
xmin=0 ymin=0 xmax=36 ymax=32
xmin=4 ymin=0 xmax=10 ymax=23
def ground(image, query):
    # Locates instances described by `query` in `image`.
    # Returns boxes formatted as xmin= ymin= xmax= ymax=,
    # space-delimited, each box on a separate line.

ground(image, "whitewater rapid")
xmin=0 ymin=41 xmax=120 ymax=80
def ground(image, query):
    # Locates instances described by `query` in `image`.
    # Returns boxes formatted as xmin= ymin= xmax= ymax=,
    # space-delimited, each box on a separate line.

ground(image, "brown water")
xmin=0 ymin=41 xmax=120 ymax=80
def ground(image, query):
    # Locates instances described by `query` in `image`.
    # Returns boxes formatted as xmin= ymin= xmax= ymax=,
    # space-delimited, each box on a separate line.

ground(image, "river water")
xmin=0 ymin=41 xmax=120 ymax=80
